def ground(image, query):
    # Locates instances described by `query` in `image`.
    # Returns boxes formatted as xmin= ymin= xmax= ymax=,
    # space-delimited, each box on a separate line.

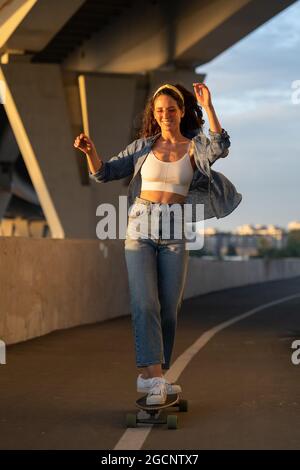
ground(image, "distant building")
xmin=199 ymin=223 xmax=289 ymax=257
xmin=288 ymin=221 xmax=300 ymax=231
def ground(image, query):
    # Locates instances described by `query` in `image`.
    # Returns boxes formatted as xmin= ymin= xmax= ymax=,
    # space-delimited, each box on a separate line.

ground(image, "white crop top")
xmin=140 ymin=150 xmax=194 ymax=197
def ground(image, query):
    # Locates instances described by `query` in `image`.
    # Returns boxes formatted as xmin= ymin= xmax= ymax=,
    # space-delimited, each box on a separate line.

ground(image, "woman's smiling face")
xmin=153 ymin=94 xmax=184 ymax=132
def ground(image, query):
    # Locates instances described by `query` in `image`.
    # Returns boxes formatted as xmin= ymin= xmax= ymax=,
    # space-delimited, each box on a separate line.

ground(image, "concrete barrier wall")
xmin=184 ymin=256 xmax=300 ymax=298
xmin=1 ymin=237 xmax=300 ymax=345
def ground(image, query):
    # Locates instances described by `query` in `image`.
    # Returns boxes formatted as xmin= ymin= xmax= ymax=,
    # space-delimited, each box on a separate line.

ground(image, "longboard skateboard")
xmin=126 ymin=393 xmax=188 ymax=429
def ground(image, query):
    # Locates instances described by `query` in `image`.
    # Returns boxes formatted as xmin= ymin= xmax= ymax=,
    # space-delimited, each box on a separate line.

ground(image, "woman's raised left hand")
xmin=193 ymin=83 xmax=213 ymax=109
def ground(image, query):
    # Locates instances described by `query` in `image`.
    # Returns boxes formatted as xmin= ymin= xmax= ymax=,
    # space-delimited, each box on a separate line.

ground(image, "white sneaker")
xmin=146 ymin=377 xmax=167 ymax=405
xmin=137 ymin=374 xmax=182 ymax=395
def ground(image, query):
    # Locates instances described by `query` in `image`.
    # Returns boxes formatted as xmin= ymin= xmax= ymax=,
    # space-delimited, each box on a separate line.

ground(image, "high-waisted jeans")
xmin=124 ymin=196 xmax=189 ymax=370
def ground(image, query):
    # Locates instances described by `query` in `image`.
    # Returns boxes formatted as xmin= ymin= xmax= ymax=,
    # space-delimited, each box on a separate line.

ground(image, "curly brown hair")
xmin=136 ymin=83 xmax=205 ymax=139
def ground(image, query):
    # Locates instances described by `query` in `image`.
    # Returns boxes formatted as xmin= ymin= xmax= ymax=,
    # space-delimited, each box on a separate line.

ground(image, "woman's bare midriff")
xmin=140 ymin=137 xmax=197 ymax=204
xmin=139 ymin=190 xmax=186 ymax=204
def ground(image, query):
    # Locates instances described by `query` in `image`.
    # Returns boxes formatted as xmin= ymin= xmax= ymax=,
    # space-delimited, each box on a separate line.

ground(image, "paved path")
xmin=1 ymin=277 xmax=300 ymax=449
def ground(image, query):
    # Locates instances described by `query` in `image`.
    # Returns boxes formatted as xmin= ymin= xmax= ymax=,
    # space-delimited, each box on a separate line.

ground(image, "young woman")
xmin=74 ymin=82 xmax=242 ymax=405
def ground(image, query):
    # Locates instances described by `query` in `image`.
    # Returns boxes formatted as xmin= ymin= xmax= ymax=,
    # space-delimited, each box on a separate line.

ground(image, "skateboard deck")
xmin=126 ymin=393 xmax=188 ymax=429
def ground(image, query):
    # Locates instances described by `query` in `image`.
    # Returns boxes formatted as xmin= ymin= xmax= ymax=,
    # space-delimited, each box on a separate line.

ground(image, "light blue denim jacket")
xmin=89 ymin=128 xmax=242 ymax=222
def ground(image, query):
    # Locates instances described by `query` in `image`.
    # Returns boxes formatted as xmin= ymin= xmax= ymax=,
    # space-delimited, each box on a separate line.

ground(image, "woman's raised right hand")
xmin=74 ymin=133 xmax=97 ymax=157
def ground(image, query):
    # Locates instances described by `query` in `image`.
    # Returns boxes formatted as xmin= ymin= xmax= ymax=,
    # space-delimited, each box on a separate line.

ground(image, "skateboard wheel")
xmin=178 ymin=399 xmax=188 ymax=412
xmin=167 ymin=415 xmax=178 ymax=429
xmin=126 ymin=413 xmax=137 ymax=428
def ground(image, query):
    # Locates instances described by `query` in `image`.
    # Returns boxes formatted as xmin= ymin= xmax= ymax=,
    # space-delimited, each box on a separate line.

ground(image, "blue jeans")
xmin=124 ymin=196 xmax=189 ymax=370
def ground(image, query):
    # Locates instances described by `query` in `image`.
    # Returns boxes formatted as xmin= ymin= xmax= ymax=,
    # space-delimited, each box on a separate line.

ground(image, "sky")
xmin=196 ymin=0 xmax=300 ymax=232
